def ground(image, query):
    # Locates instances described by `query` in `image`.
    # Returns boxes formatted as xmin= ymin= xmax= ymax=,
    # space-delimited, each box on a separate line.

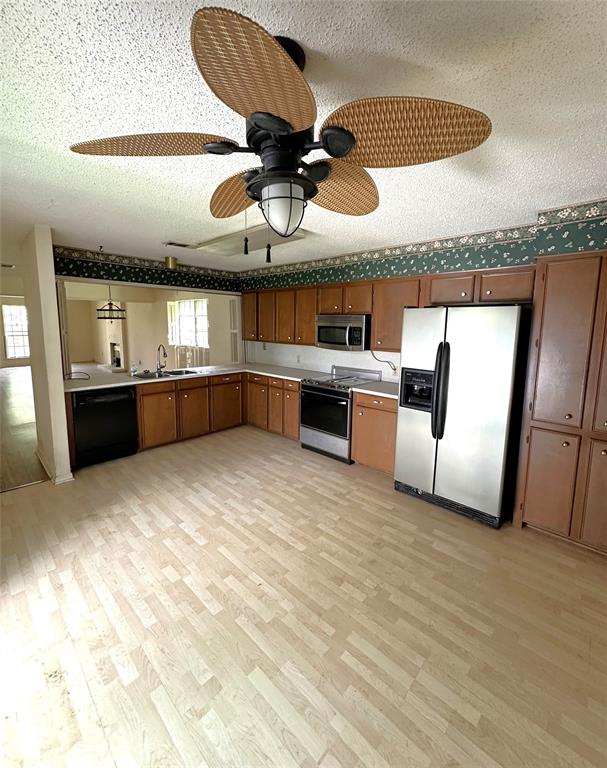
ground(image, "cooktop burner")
xmin=301 ymin=366 xmax=382 ymax=392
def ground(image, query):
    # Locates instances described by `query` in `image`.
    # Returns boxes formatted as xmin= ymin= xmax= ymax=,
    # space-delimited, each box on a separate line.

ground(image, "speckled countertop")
xmin=63 ymin=363 xmax=327 ymax=392
xmin=351 ymin=381 xmax=399 ymax=399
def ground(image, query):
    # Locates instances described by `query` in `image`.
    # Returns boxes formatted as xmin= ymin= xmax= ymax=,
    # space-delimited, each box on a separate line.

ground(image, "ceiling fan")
xmin=71 ymin=6 xmax=492 ymax=260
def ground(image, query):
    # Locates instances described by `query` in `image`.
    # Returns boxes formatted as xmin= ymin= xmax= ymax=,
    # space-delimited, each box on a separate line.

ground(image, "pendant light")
xmin=96 ymin=284 xmax=126 ymax=323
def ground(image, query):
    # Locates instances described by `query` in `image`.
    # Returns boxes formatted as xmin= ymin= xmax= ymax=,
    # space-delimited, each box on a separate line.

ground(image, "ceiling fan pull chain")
xmin=243 ymin=208 xmax=249 ymax=254
xmin=266 ymin=243 xmax=272 ymax=264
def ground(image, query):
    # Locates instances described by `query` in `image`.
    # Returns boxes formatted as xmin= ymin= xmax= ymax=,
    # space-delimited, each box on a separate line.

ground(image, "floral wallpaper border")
xmin=53 ymin=198 xmax=606 ymax=292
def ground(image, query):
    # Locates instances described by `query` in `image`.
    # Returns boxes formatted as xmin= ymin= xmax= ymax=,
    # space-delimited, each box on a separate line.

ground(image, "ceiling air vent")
xmin=163 ymin=224 xmax=310 ymax=257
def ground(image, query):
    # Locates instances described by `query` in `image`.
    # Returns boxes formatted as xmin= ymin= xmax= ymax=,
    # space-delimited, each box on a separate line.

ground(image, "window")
xmin=167 ymin=299 xmax=209 ymax=348
xmin=2 ymin=304 xmax=30 ymax=359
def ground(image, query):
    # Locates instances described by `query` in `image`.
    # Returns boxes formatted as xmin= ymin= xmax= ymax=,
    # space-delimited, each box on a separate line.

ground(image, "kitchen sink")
xmin=167 ymin=369 xmax=197 ymax=376
xmin=133 ymin=371 xmax=172 ymax=379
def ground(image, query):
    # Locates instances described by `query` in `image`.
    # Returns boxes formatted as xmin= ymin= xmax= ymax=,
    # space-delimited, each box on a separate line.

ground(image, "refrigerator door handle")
xmin=436 ymin=341 xmax=451 ymax=439
xmin=430 ymin=342 xmax=443 ymax=439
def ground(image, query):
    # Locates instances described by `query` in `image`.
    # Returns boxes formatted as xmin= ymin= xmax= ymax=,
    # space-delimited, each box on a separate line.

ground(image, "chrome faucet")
xmin=156 ymin=344 xmax=167 ymax=375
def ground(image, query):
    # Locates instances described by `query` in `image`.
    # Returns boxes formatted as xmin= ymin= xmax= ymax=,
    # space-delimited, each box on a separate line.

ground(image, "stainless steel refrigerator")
xmin=394 ymin=305 xmax=522 ymax=527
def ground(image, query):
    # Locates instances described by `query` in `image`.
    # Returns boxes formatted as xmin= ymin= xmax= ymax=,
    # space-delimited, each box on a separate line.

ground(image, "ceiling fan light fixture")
xmin=247 ymin=171 xmax=317 ymax=238
xmin=260 ymin=180 xmax=306 ymax=238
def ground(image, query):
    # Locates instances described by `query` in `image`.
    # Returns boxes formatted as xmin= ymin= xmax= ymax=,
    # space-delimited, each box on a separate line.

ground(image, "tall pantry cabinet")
xmin=515 ymin=251 xmax=607 ymax=553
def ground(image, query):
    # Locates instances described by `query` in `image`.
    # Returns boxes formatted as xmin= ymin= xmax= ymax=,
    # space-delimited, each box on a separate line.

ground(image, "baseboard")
xmin=36 ymin=449 xmax=73 ymax=485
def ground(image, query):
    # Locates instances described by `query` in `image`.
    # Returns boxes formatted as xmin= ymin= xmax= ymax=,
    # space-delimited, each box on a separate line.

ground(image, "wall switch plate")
xmin=262 ymin=342 xmax=267 ymax=351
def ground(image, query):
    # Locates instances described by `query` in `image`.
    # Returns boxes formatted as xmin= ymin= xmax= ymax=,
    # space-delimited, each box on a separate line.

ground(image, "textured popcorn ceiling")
xmin=2 ymin=1 xmax=606 ymax=272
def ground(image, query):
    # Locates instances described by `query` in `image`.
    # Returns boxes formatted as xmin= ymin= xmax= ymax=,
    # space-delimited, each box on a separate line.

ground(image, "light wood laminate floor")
xmin=0 ymin=366 xmax=47 ymax=492
xmin=1 ymin=426 xmax=606 ymax=767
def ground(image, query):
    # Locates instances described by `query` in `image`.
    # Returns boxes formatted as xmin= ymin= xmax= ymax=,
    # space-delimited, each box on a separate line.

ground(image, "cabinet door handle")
xmin=259 ymin=334 xmax=263 ymax=339
xmin=334 ymin=305 xmax=338 ymax=309
xmin=377 ymin=340 xmax=382 ymax=345
xmin=564 ymin=413 xmax=573 ymax=420
xmin=235 ymin=386 xmax=239 ymax=390
xmin=562 ymin=441 xmax=570 ymax=447
xmin=372 ymin=399 xmax=382 ymax=404
xmin=461 ymin=291 xmax=467 ymax=297
xmin=168 ymin=396 xmax=172 ymax=400
xmin=601 ymin=450 xmax=607 ymax=456
xmin=287 ymin=336 xmax=291 ymax=340
xmin=358 ymin=411 xmax=363 ymax=416
xmin=297 ymin=336 xmax=302 ymax=340
xmin=348 ymin=304 xmax=352 ymax=309
xmin=261 ymin=389 xmax=265 ymax=393
xmin=286 ymin=394 xmax=290 ymax=399
xmin=485 ymin=289 xmax=492 ymax=295
xmin=184 ymin=394 xmax=188 ymax=398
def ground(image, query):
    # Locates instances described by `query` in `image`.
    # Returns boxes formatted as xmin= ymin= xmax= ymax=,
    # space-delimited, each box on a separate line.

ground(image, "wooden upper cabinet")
xmin=211 ymin=381 xmax=242 ymax=431
xmin=580 ymin=440 xmax=607 ymax=551
xmin=372 ymin=278 xmax=420 ymax=351
xmin=283 ymin=388 xmax=300 ymax=440
xmin=344 ymin=282 xmax=373 ymax=314
xmin=318 ymin=285 xmax=343 ymax=314
xmin=139 ymin=387 xmax=177 ymax=448
xmin=429 ymin=274 xmax=475 ymax=304
xmin=592 ymin=333 xmax=607 ymax=432
xmin=247 ymin=382 xmax=268 ymax=429
xmin=275 ymin=290 xmax=296 ymax=344
xmin=242 ymin=292 xmax=257 ymax=340
xmin=523 ymin=428 xmax=580 ymax=535
xmin=258 ymin=291 xmax=276 ymax=342
xmin=533 ymin=257 xmax=601 ymax=428
xmin=479 ymin=270 xmax=535 ymax=303
xmin=178 ymin=386 xmax=209 ymax=440
xmin=295 ymin=287 xmax=317 ymax=345
xmin=268 ymin=387 xmax=283 ymax=434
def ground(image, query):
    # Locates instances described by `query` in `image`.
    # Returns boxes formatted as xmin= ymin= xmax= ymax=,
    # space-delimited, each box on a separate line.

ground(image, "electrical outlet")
xmin=296 ymin=353 xmax=301 ymax=364
xmin=262 ymin=342 xmax=267 ymax=351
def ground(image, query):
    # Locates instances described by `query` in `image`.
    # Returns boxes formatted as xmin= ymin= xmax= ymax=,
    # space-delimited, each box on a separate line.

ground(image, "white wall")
xmin=245 ymin=341 xmax=401 ymax=382
xmin=66 ymin=300 xmax=95 ymax=362
xmin=20 ymin=225 xmax=72 ymax=484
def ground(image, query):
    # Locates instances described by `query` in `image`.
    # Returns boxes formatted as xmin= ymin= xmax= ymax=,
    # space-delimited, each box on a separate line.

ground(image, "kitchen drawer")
xmin=269 ymin=377 xmax=284 ymax=388
xmin=354 ymin=392 xmax=398 ymax=413
xmin=136 ymin=380 xmax=175 ymax=395
xmin=479 ymin=270 xmax=535 ymax=302
xmin=429 ymin=275 xmax=475 ymax=304
xmin=247 ymin=373 xmax=269 ymax=385
xmin=284 ymin=380 xmax=300 ymax=392
xmin=211 ymin=373 xmax=242 ymax=385
xmin=177 ymin=376 xmax=208 ymax=390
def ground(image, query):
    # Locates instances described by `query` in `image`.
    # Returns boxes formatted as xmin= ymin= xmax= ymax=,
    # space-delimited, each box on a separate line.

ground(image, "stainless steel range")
xmin=300 ymin=366 xmax=382 ymax=462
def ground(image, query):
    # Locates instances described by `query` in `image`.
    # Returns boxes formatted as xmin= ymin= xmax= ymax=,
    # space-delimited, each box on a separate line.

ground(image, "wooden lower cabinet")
xmin=211 ymin=378 xmax=242 ymax=431
xmin=247 ymin=381 xmax=268 ymax=429
xmin=138 ymin=383 xmax=178 ymax=449
xmin=522 ymin=428 xmax=580 ymax=535
xmin=268 ymin=386 xmax=284 ymax=433
xmin=283 ymin=387 xmax=300 ymax=440
xmin=351 ymin=393 xmax=397 ymax=475
xmin=579 ymin=440 xmax=607 ymax=550
xmin=178 ymin=384 xmax=209 ymax=440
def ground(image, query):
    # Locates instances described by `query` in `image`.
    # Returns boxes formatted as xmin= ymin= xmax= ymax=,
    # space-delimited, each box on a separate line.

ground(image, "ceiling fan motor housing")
xmin=244 ymin=121 xmax=319 ymax=202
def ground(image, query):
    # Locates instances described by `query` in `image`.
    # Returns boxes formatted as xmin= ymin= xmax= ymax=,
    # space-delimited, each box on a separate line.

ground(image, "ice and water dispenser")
xmin=399 ymin=368 xmax=435 ymax=412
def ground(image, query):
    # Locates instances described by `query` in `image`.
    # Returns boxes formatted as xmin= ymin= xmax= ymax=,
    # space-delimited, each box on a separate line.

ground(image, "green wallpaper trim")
xmin=53 ymin=246 xmax=240 ymax=292
xmin=240 ymin=216 xmax=607 ymax=290
xmin=53 ymin=199 xmax=606 ymax=292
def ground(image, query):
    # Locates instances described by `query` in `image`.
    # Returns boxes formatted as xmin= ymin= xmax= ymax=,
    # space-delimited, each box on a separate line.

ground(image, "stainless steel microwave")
xmin=315 ymin=314 xmax=371 ymax=351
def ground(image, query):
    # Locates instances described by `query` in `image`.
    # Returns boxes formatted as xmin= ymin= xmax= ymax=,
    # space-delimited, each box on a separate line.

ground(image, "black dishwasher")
xmin=72 ymin=387 xmax=138 ymax=468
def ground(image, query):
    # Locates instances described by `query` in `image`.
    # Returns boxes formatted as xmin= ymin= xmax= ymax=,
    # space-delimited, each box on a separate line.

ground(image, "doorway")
xmin=0 ymin=300 xmax=47 ymax=491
